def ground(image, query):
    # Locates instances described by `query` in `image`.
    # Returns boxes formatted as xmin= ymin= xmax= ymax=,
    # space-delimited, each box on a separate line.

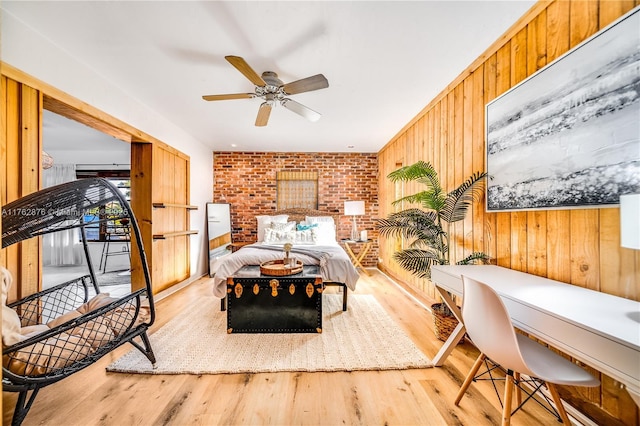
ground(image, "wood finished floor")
xmin=3 ymin=269 xmax=560 ymax=426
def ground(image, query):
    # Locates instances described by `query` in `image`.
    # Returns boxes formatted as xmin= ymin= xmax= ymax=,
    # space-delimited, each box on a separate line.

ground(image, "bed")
xmin=209 ymin=209 xmax=360 ymax=301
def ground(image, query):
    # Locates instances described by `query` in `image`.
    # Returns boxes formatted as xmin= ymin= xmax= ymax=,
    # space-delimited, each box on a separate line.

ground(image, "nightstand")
xmin=341 ymin=239 xmax=372 ymax=276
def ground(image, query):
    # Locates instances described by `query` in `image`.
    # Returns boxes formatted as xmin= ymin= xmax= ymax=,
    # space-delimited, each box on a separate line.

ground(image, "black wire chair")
xmin=2 ymin=178 xmax=156 ymax=426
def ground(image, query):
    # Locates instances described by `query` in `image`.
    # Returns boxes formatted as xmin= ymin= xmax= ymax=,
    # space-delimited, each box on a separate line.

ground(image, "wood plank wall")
xmin=131 ymin=141 xmax=193 ymax=295
xmin=377 ymin=1 xmax=639 ymax=424
xmin=151 ymin=144 xmax=191 ymax=293
xmin=0 ymin=76 xmax=42 ymax=301
xmin=1 ymin=66 xmax=193 ymax=298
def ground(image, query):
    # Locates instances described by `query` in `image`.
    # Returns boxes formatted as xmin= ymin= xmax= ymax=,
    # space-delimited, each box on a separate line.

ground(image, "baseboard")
xmin=153 ymin=273 xmax=208 ymax=302
xmin=376 ymin=265 xmax=438 ymax=311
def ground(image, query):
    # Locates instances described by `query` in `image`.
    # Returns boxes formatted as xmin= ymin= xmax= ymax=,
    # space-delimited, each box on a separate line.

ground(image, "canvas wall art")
xmin=485 ymin=8 xmax=640 ymax=212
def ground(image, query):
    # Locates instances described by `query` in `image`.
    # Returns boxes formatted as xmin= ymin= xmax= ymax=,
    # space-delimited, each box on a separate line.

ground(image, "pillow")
xmin=256 ymin=214 xmax=289 ymax=242
xmin=263 ymin=228 xmax=293 ymax=244
xmin=305 ymin=216 xmax=336 ymax=244
xmin=313 ymin=222 xmax=337 ymax=244
xmin=296 ymin=223 xmax=318 ymax=231
xmin=305 ymin=216 xmax=335 ymax=224
xmin=2 ymin=266 xmax=24 ymax=346
xmin=270 ymin=221 xmax=296 ymax=232
xmin=294 ymin=229 xmax=318 ymax=244
xmin=263 ymin=228 xmax=318 ymax=245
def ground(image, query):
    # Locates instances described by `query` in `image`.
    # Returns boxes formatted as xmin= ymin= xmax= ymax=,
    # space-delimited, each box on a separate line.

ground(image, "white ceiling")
xmin=3 ymin=1 xmax=535 ymax=153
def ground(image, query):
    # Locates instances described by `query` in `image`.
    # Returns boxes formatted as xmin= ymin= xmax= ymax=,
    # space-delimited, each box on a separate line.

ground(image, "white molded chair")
xmin=455 ymin=276 xmax=600 ymax=425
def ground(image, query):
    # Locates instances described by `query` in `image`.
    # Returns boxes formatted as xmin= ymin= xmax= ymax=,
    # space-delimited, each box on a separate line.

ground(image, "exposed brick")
xmin=213 ymin=152 xmax=379 ymax=266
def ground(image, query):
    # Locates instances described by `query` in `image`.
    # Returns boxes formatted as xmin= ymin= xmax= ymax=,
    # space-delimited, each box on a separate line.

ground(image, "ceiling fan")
xmin=202 ymin=56 xmax=329 ymax=127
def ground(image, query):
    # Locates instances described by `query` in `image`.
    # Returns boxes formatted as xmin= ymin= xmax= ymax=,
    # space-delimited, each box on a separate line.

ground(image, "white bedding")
xmin=210 ymin=242 xmax=360 ymax=298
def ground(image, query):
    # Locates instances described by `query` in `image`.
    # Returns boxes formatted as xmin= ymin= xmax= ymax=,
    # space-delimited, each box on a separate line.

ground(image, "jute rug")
xmin=106 ymin=294 xmax=432 ymax=374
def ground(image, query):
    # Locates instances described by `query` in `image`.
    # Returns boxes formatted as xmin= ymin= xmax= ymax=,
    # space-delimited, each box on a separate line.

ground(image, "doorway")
xmin=42 ymin=110 xmax=132 ymax=297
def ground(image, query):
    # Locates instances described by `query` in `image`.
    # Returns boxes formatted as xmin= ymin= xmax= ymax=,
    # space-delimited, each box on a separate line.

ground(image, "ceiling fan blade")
xmin=281 ymin=98 xmax=321 ymax=122
xmin=282 ymin=74 xmax=329 ymax=95
xmin=255 ymin=103 xmax=272 ymax=127
xmin=202 ymin=93 xmax=254 ymax=101
xmin=225 ymin=55 xmax=267 ymax=86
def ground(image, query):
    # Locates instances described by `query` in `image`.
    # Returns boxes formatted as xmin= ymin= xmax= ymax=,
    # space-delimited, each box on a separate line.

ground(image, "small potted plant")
xmin=376 ymin=161 xmax=489 ymax=341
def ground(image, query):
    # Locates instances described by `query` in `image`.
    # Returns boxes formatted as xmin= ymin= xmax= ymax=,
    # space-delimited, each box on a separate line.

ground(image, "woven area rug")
xmin=106 ymin=294 xmax=432 ymax=374
xmin=96 ymin=270 xmax=131 ymax=287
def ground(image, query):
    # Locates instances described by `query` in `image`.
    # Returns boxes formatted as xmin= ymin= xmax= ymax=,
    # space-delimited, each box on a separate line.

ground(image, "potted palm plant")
xmin=376 ymin=161 xmax=489 ymax=341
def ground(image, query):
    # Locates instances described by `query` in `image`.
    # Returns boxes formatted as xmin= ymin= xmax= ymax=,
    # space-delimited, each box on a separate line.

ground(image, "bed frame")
xmin=271 ymin=208 xmax=340 ymax=224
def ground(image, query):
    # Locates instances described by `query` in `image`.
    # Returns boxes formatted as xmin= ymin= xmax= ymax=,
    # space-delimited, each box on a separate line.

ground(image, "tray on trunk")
xmin=260 ymin=259 xmax=303 ymax=276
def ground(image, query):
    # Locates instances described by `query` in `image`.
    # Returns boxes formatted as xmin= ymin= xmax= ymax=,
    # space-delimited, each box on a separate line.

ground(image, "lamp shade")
xmin=344 ymin=200 xmax=365 ymax=216
xmin=620 ymin=194 xmax=640 ymax=250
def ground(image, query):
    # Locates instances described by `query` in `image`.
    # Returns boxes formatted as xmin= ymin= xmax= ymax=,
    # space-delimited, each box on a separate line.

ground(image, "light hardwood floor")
xmin=3 ymin=269 xmax=568 ymax=425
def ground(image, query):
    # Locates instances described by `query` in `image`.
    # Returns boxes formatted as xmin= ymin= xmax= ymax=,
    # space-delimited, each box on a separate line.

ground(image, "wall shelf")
xmin=152 ymin=203 xmax=198 ymax=210
xmin=153 ymin=230 xmax=198 ymax=240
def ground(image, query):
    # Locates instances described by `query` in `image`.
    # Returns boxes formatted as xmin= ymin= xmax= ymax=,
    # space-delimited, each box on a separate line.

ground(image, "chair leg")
xmin=514 ymin=372 xmax=522 ymax=407
xmin=502 ymin=370 xmax=515 ymax=426
xmin=547 ymin=383 xmax=572 ymax=424
xmin=455 ymin=353 xmax=487 ymax=405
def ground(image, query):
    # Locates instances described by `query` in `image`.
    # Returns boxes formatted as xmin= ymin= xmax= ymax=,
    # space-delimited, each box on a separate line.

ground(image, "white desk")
xmin=431 ymin=264 xmax=640 ymax=405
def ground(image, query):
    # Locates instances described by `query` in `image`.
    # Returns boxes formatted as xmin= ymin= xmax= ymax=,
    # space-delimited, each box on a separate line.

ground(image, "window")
xmin=276 ymin=171 xmax=318 ymax=210
xmin=76 ymin=171 xmax=130 ymax=242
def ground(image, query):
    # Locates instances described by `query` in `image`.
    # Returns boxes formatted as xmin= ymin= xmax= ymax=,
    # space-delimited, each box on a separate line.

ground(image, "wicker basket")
xmin=431 ymin=303 xmax=464 ymax=344
xmin=260 ymin=259 xmax=303 ymax=276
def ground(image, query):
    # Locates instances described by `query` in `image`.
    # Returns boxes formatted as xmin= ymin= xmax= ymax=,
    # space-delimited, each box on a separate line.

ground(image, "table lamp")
xmin=620 ymin=194 xmax=640 ymax=250
xmin=344 ymin=200 xmax=365 ymax=241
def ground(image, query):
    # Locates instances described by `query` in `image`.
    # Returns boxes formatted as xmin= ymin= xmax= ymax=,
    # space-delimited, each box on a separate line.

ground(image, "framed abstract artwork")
xmin=485 ymin=7 xmax=639 ymax=212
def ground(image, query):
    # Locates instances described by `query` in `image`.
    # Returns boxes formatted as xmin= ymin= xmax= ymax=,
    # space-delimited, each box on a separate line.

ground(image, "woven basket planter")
xmin=431 ymin=303 xmax=464 ymax=344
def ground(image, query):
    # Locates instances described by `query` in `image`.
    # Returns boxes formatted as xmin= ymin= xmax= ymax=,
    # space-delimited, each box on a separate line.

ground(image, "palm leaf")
xmin=456 ymin=252 xmax=491 ymax=265
xmin=392 ymin=249 xmax=443 ymax=279
xmin=387 ymin=161 xmax=441 ymax=191
xmin=376 ymin=209 xmax=442 ymax=240
xmin=440 ymin=171 xmax=487 ymax=223
xmin=392 ymin=190 xmax=445 ymax=211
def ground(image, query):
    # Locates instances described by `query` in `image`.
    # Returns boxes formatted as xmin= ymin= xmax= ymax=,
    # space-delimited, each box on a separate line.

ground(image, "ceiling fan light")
xmin=265 ymin=93 xmax=276 ymax=106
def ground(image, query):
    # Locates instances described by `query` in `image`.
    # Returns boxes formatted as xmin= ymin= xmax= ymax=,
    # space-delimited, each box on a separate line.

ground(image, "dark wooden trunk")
xmin=226 ymin=265 xmax=323 ymax=333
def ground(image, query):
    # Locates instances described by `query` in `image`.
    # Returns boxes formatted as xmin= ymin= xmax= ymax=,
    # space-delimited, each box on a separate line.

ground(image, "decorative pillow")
xmin=2 ymin=266 xmax=24 ymax=346
xmin=296 ymin=223 xmax=318 ymax=231
xmin=270 ymin=221 xmax=296 ymax=232
xmin=294 ymin=229 xmax=317 ymax=244
xmin=76 ymin=293 xmax=120 ymax=314
xmin=256 ymin=214 xmax=288 ymax=242
xmin=305 ymin=216 xmax=336 ymax=244
xmin=263 ymin=228 xmax=293 ymax=244
xmin=263 ymin=228 xmax=318 ymax=245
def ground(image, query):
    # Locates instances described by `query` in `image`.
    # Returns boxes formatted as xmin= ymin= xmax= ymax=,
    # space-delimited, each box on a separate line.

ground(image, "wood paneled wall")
xmin=131 ymin=143 xmax=192 ymax=294
xmin=1 ymin=76 xmax=43 ymax=301
xmin=377 ymin=1 xmax=639 ymax=424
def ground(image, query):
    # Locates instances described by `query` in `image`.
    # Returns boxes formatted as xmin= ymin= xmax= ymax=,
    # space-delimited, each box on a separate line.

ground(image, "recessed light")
xmin=347 ymin=145 xmax=355 ymax=149
xmin=231 ymin=144 xmax=237 ymax=147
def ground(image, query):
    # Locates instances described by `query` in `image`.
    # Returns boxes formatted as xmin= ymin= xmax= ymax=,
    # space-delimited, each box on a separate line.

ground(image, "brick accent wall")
xmin=213 ymin=152 xmax=379 ymax=267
